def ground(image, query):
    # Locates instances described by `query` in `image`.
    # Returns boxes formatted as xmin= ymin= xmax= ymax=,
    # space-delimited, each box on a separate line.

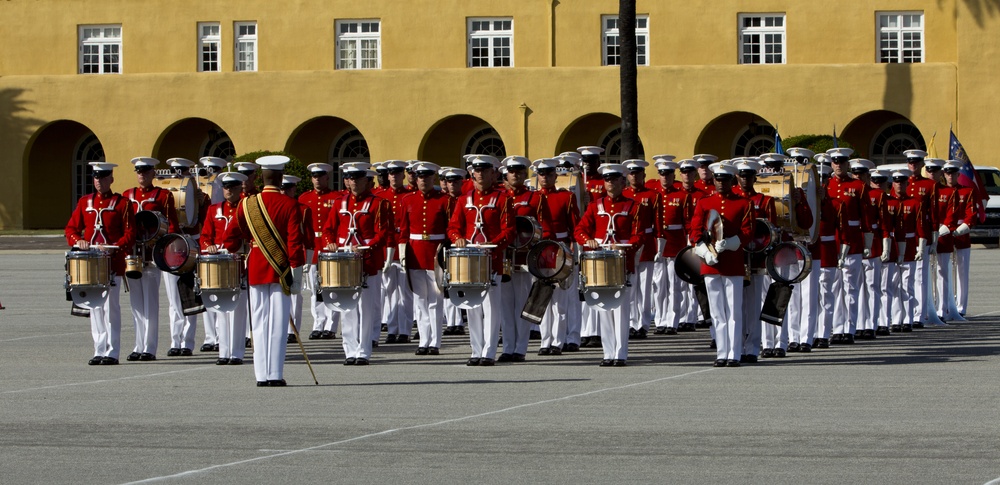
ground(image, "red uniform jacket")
xmin=814 ymin=195 xmax=842 ymax=268
xmin=866 ymin=188 xmax=891 ymax=259
xmin=935 ymin=185 xmax=977 ymax=253
xmin=689 ymin=191 xmax=753 ymax=277
xmin=694 ymin=179 xmax=717 ymax=195
xmin=537 ymin=186 xmax=580 ymax=244
xmin=65 ymin=192 xmax=137 ymax=275
xmin=887 ymin=190 xmax=929 ymax=262
xmin=907 ymin=176 xmax=938 ymax=237
xmin=509 ymin=186 xmax=552 ymax=265
xmin=399 ymin=189 xmax=453 ymax=271
xmin=223 ymin=187 xmax=305 ymax=285
xmin=384 ymin=186 xmax=416 ymax=259
xmin=827 ymin=175 xmax=869 ymax=255
xmin=200 ymin=200 xmax=240 ymax=249
xmin=575 ymin=194 xmax=644 ymax=273
xmin=298 ymin=189 xmax=340 ymax=264
xmin=745 ymin=190 xmax=777 ymax=270
xmin=447 ymin=187 xmax=515 ymax=273
xmin=623 ymin=185 xmax=661 ymax=262
xmin=122 ymin=186 xmax=180 ymax=234
xmin=585 ymin=177 xmax=606 ymax=206
xmin=657 ymin=184 xmax=706 ymax=258
xmin=321 ymin=191 xmax=393 ymax=275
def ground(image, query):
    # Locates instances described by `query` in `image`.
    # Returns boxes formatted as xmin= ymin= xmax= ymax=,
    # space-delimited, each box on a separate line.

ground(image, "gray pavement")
xmin=1 ymin=249 xmax=1000 ymax=484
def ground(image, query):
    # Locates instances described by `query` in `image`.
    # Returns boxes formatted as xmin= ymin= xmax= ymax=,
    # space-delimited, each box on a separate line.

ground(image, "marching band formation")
xmin=63 ymin=145 xmax=980 ymax=385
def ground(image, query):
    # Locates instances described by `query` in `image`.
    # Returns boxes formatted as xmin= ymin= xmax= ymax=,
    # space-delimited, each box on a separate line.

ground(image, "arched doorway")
xmin=153 ymin=118 xmax=235 ymax=168
xmin=557 ymin=113 xmax=644 ymax=163
xmin=841 ymin=110 xmax=926 ymax=165
xmin=695 ymin=112 xmax=776 ymax=158
xmin=419 ymin=115 xmax=507 ymax=166
xmin=286 ymin=116 xmax=369 ymax=190
xmin=23 ymin=121 xmax=104 ymax=228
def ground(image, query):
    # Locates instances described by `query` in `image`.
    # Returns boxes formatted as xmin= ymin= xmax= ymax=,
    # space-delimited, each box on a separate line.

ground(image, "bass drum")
xmin=765 ymin=241 xmax=813 ymax=284
xmin=526 ymin=240 xmax=573 ymax=284
xmin=756 ymin=164 xmax=819 ymax=244
xmin=513 ymin=216 xmax=542 ymax=250
xmin=157 ymin=176 xmax=200 ymax=229
xmin=135 ymin=210 xmax=168 ymax=245
xmin=152 ymin=233 xmax=199 ymax=275
xmin=674 ymin=246 xmax=704 ymax=284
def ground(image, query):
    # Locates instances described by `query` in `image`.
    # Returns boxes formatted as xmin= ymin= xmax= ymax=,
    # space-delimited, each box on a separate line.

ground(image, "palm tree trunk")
xmin=619 ymin=0 xmax=639 ymax=160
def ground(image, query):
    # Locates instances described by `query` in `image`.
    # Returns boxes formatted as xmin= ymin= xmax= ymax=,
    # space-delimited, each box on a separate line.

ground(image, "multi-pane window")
xmin=79 ymin=25 xmax=122 ymax=74
xmin=738 ymin=14 xmax=785 ymax=64
xmin=198 ymin=22 xmax=221 ymax=72
xmin=878 ymin=12 xmax=924 ymax=63
xmin=468 ymin=18 xmax=513 ymax=68
xmin=336 ymin=20 xmax=381 ymax=69
xmin=235 ymin=21 xmax=257 ymax=71
xmin=602 ymin=15 xmax=649 ymax=66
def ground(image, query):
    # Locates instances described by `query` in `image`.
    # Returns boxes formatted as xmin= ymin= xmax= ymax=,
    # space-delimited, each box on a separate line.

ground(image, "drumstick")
xmin=288 ymin=316 xmax=319 ymax=385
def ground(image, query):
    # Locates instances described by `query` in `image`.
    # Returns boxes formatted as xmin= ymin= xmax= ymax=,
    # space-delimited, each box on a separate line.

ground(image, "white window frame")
xmin=78 ymin=25 xmax=122 ymax=74
xmin=877 ymin=12 xmax=924 ymax=63
xmin=601 ymin=15 xmax=649 ymax=67
xmin=467 ymin=18 xmax=513 ymax=68
xmin=234 ymin=21 xmax=257 ymax=72
xmin=335 ymin=19 xmax=382 ymax=70
xmin=198 ymin=22 xmax=221 ymax=72
xmin=738 ymin=13 xmax=786 ymax=65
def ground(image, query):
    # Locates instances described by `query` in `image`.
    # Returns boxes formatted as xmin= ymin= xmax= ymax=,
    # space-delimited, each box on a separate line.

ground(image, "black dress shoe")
xmin=696 ymin=319 xmax=712 ymax=328
xmin=549 ymin=347 xmax=562 ymax=355
xmin=600 ymin=359 xmax=614 ymax=367
xmin=355 ymin=358 xmax=369 ymax=365
xmin=890 ymin=324 xmax=901 ymax=332
xmin=415 ymin=347 xmax=429 ymax=355
xmin=497 ymin=353 xmax=513 ymax=362
xmin=637 ymin=328 xmax=647 ymax=339
xmin=580 ymin=337 xmax=591 ymax=347
xmin=844 ymin=334 xmax=855 ymax=344
xmin=741 ymin=354 xmax=758 ymax=364
xmin=588 ymin=336 xmax=602 ymax=347
xmin=665 ymin=328 xmax=678 ymax=335
xmin=830 ymin=334 xmax=843 ymax=344
xmin=901 ymin=324 xmax=913 ymax=332
xmin=257 ymin=381 xmax=268 ymax=387
xmin=773 ymin=348 xmax=786 ymax=358
xmin=267 ymin=379 xmax=287 ymax=387
xmin=126 ymin=352 xmax=141 ymax=361
xmin=213 ymin=343 xmax=219 ymax=351
xmin=863 ymin=329 xmax=876 ymax=340
xmin=538 ymin=347 xmax=551 ymax=355
xmin=761 ymin=349 xmax=775 ymax=358
xmin=816 ymin=338 xmax=830 ymax=348
xmin=166 ymin=348 xmax=181 ymax=357
xmin=628 ymin=328 xmax=638 ymax=339
xmin=180 ymin=348 xmax=193 ymax=356
xmin=713 ymin=359 xmax=726 ymax=367
xmin=397 ymin=335 xmax=410 ymax=344
xmin=466 ymin=358 xmax=481 ymax=366
xmin=726 ymin=359 xmax=741 ymax=367
xmin=679 ymin=323 xmax=696 ymax=332
xmin=787 ymin=342 xmax=800 ymax=352
xmin=442 ymin=326 xmax=454 ymax=335
xmin=139 ymin=353 xmax=155 ymax=361
xmin=455 ymin=326 xmax=466 ymax=335
xmin=876 ymin=326 xmax=891 ymax=336
xmin=613 ymin=359 xmax=627 ymax=367
xmin=216 ymin=358 xmax=230 ymax=365
xmin=799 ymin=343 xmax=811 ymax=353
xmin=479 ymin=358 xmax=495 ymax=366
xmin=287 ymin=334 xmax=298 ymax=344
xmin=344 ymin=358 xmax=357 ymax=366
xmin=654 ymin=327 xmax=667 ymax=335
xmin=100 ymin=357 xmax=119 ymax=365
xmin=320 ymin=330 xmax=334 ymax=339
xmin=529 ymin=330 xmax=542 ymax=340
xmin=229 ymin=358 xmax=243 ymax=365
xmin=246 ymin=337 xmax=253 ymax=348
xmin=200 ymin=343 xmax=214 ymax=352
xmin=512 ymin=353 xmax=526 ymax=362
xmin=381 ymin=323 xmax=389 ymax=332
xmin=811 ymin=338 xmax=821 ymax=347
xmin=309 ymin=330 xmax=322 ymax=340
xmin=371 ymin=341 xmax=379 ymax=348
xmin=563 ymin=343 xmax=579 ymax=352
xmin=385 ymin=334 xmax=398 ymax=344
xmin=88 ymin=356 xmax=103 ymax=366
xmin=709 ymin=339 xmax=717 ymax=349
xmin=913 ymin=322 xmax=924 ymax=329
xmin=428 ymin=347 xmax=440 ymax=355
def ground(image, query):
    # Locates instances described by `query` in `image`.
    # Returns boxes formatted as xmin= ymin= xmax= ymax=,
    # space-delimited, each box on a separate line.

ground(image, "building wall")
xmin=1 ymin=0 xmax=997 ymax=229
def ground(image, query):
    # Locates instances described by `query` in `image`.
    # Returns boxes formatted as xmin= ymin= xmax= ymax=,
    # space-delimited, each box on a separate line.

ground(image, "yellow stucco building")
xmin=1 ymin=0 xmax=998 ymax=229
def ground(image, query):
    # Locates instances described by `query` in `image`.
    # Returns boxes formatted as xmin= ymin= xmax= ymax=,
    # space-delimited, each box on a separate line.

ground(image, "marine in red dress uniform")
xmin=622 ymin=159 xmax=660 ymax=338
xmin=298 ymin=163 xmax=341 ymax=340
xmin=903 ymin=150 xmax=939 ymax=326
xmin=380 ymin=160 xmax=416 ymax=343
xmin=824 ymin=149 xmax=871 ymax=344
xmin=934 ymin=161 xmax=978 ymax=320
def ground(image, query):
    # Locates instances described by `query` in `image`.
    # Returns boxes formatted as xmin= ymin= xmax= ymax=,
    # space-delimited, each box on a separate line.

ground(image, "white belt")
xmin=664 ymin=224 xmax=683 ymax=231
xmin=847 ymin=220 xmax=860 ymax=227
xmin=905 ymin=232 xmax=915 ymax=238
xmin=409 ymin=233 xmax=446 ymax=241
xmin=314 ymin=231 xmax=322 ymax=238
xmin=820 ymin=236 xmax=835 ymax=242
xmin=958 ymin=220 xmax=964 ymax=224
xmin=555 ymin=231 xmax=568 ymax=239
xmin=644 ymin=228 xmax=653 ymax=234
xmin=338 ymin=237 xmax=373 ymax=244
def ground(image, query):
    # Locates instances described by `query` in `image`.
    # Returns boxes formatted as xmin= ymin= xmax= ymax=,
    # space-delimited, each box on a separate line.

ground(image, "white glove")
xmin=693 ymin=242 xmax=718 ymax=266
xmin=929 ymin=231 xmax=939 ymax=254
xmin=915 ymin=238 xmax=927 ymax=261
xmin=383 ymin=246 xmax=396 ymax=271
xmin=864 ymin=233 xmax=874 ymax=258
xmin=305 ymin=249 xmax=315 ymax=266
xmin=397 ymin=243 xmax=407 ymax=271
xmin=837 ymin=244 xmax=849 ymax=268
xmin=714 ymin=235 xmax=740 ymax=253
xmin=290 ymin=266 xmax=304 ymax=293
xmin=655 ymin=238 xmax=667 ymax=262
xmin=938 ymin=224 xmax=951 ymax=237
xmin=955 ymin=223 xmax=970 ymax=236
xmin=897 ymin=241 xmax=906 ymax=264
xmin=301 ymin=264 xmax=313 ymax=291
xmin=880 ymin=238 xmax=891 ymax=263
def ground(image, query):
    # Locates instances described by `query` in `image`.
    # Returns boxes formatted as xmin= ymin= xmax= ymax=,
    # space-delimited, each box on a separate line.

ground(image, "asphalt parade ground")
xmin=1 ymin=240 xmax=1000 ymax=484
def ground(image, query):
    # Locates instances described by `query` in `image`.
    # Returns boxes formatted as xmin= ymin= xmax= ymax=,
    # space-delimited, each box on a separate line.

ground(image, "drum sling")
xmin=760 ymin=282 xmax=793 ymax=326
xmin=243 ymin=194 xmax=293 ymax=295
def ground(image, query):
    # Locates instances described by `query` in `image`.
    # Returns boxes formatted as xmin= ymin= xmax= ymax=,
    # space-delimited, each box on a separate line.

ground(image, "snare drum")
xmin=66 ymin=249 xmax=111 ymax=287
xmin=580 ymin=249 xmax=625 ymax=289
xmin=446 ymin=247 xmax=492 ymax=287
xmin=318 ymin=251 xmax=363 ymax=289
xmin=198 ymin=253 xmax=241 ymax=290
xmin=124 ymin=254 xmax=144 ymax=279
xmin=526 ymin=240 xmax=573 ymax=283
xmin=765 ymin=241 xmax=813 ymax=284
xmin=747 ymin=218 xmax=781 ymax=254
xmin=514 ymin=216 xmax=542 ymax=250
xmin=135 ymin=210 xmax=168 ymax=245
xmin=152 ymin=233 xmax=199 ymax=274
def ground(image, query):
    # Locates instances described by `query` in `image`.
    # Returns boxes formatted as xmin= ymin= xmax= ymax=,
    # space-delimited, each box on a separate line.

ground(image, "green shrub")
xmin=778 ymin=134 xmax=854 ymax=155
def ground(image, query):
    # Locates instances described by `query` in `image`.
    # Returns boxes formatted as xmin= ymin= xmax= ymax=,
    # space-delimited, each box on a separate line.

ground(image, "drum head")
xmin=514 ymin=216 xmax=541 ymax=249
xmin=135 ymin=211 xmax=166 ymax=243
xmin=152 ymin=234 xmax=197 ymax=274
xmin=675 ymin=246 xmax=704 ymax=284
xmin=526 ymin=240 xmax=571 ymax=281
xmin=766 ymin=241 xmax=812 ymax=284
xmin=747 ymin=218 xmax=779 ymax=254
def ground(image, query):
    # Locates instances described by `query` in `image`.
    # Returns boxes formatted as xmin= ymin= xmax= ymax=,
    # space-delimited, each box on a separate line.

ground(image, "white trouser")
xmin=935 ymin=251 xmax=961 ymax=320
xmin=860 ymin=258 xmax=882 ymax=331
xmin=758 ymin=275 xmax=788 ymax=351
xmin=581 ymin=292 xmax=599 ymax=338
xmin=954 ymin=247 xmax=971 ymax=314
xmin=653 ymin=258 xmax=683 ymax=329
xmin=563 ymin=268 xmax=581 ymax=345
xmin=893 ymin=261 xmax=917 ymax=326
xmin=163 ymin=271 xmax=198 ymax=350
xmin=307 ymin=264 xmax=338 ymax=332
xmin=249 ymin=283 xmax=290 ymax=382
xmin=681 ymin=283 xmax=699 ymax=324
xmin=214 ymin=289 xmax=248 ymax=360
xmin=334 ymin=274 xmax=380 ymax=359
xmin=632 ymin=261 xmax=655 ymax=330
xmin=879 ymin=262 xmax=891 ymax=328
xmin=833 ymin=254 xmax=862 ymax=335
xmin=500 ymin=272 xmax=534 ymax=355
xmin=411 ymin=270 xmax=443 ymax=349
xmin=590 ymin=274 xmax=633 ymax=360
xmin=788 ymin=260 xmax=819 ymax=345
xmin=467 ymin=276 xmax=501 ymax=359
xmin=914 ymin=253 xmax=929 ymax=323
xmin=382 ymin=263 xmax=413 ymax=336
xmin=540 ymin=279 xmax=569 ymax=350
xmin=817 ymin=267 xmax=841 ymax=340
xmin=883 ymin=263 xmax=897 ymax=326
xmin=443 ymin=297 xmax=463 ymax=328
xmin=90 ymin=276 xmax=122 ymax=359
xmin=128 ymin=265 xmax=161 ymax=354
xmin=743 ymin=273 xmax=767 ymax=355
xmin=705 ymin=275 xmax=742 ymax=361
